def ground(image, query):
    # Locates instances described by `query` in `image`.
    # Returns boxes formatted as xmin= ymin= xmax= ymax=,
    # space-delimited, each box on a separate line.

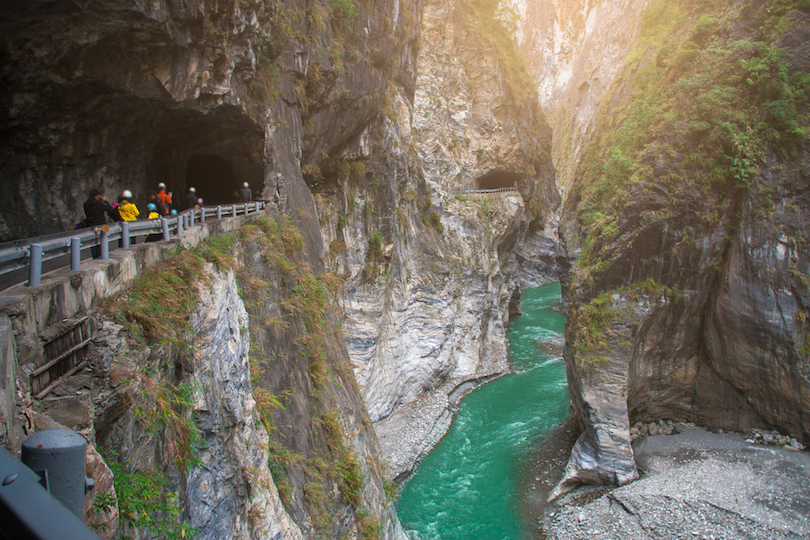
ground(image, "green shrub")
xmin=103 ymin=458 xmax=199 ymax=540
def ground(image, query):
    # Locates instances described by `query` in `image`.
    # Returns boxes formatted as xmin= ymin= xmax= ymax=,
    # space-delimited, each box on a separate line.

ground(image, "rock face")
xmin=507 ymin=0 xmax=650 ymax=191
xmin=187 ymin=268 xmax=303 ymax=540
xmin=309 ymin=0 xmax=558 ymax=475
xmin=90 ymin=268 xmax=306 ymax=539
xmin=554 ymin=0 xmax=810 ymax=496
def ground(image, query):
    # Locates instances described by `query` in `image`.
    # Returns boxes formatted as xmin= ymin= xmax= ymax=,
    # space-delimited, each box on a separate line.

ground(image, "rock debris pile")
xmin=630 ymin=420 xmax=679 ymax=440
xmin=746 ymin=429 xmax=806 ymax=451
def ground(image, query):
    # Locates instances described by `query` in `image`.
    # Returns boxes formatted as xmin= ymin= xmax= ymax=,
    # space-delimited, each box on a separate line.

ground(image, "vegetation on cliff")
xmin=573 ymin=0 xmax=810 ymax=285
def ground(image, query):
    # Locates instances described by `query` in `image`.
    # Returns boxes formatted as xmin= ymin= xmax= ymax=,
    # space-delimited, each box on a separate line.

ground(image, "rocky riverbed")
xmin=543 ymin=427 xmax=810 ymax=539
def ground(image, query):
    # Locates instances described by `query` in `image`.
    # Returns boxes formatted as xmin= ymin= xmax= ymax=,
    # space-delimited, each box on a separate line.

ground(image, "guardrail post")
xmin=100 ymin=230 xmax=109 ymax=260
xmin=217 ymin=206 xmax=222 ymax=219
xmin=231 ymin=204 xmax=236 ymax=217
xmin=21 ymin=428 xmax=89 ymax=518
xmin=121 ymin=222 xmax=130 ymax=249
xmin=255 ymin=201 xmax=260 ymax=213
xmin=201 ymin=207 xmax=206 ymax=222
xmin=190 ymin=209 xmax=195 ymax=227
xmin=177 ymin=216 xmax=184 ymax=237
xmin=70 ymin=237 xmax=81 ymax=271
xmin=28 ymin=244 xmax=43 ymax=287
xmin=245 ymin=203 xmax=250 ymax=216
xmin=161 ymin=218 xmax=170 ymax=241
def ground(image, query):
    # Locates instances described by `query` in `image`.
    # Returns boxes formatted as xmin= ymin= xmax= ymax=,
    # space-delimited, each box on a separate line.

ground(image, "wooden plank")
xmin=33 ymin=360 xmax=87 ymax=400
xmin=41 ymin=316 xmax=89 ymax=345
xmin=30 ymin=338 xmax=91 ymax=377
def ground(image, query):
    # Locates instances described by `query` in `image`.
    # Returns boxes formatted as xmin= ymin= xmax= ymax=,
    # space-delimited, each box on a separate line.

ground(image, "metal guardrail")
xmin=452 ymin=187 xmax=520 ymax=195
xmin=0 ymin=201 xmax=265 ymax=287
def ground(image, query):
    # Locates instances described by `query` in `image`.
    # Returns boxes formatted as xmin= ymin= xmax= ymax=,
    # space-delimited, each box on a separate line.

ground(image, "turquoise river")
xmin=398 ymin=283 xmax=569 ymax=539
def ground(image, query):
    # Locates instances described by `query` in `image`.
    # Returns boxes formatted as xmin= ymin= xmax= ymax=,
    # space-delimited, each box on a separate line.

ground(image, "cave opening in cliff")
xmin=184 ymin=154 xmax=263 ymax=207
xmin=476 ymin=170 xmax=522 ymax=190
xmin=146 ymin=107 xmax=266 ymax=207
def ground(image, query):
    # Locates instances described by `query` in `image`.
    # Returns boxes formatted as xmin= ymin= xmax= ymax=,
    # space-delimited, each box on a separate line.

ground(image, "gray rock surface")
xmin=187 ymin=267 xmax=303 ymax=540
xmin=547 ymin=428 xmax=810 ymax=539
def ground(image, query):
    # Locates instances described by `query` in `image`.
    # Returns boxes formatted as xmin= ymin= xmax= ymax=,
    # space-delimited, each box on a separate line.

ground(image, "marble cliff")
xmin=1 ymin=0 xmax=809 ymax=537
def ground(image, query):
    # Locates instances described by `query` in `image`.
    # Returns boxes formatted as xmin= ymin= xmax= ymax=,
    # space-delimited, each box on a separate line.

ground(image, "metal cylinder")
xmin=231 ymin=204 xmax=236 ymax=217
xmin=201 ymin=207 xmax=206 ymax=222
xmin=217 ymin=206 xmax=222 ymax=220
xmin=177 ymin=216 xmax=184 ymax=237
xmin=70 ymin=237 xmax=81 ymax=271
xmin=255 ymin=201 xmax=260 ymax=213
xmin=245 ymin=203 xmax=250 ymax=216
xmin=161 ymin=218 xmax=170 ymax=241
xmin=21 ymin=429 xmax=88 ymax=518
xmin=121 ymin=222 xmax=130 ymax=249
xmin=100 ymin=230 xmax=109 ymax=260
xmin=189 ymin=210 xmax=195 ymax=227
xmin=27 ymin=244 xmax=43 ymax=287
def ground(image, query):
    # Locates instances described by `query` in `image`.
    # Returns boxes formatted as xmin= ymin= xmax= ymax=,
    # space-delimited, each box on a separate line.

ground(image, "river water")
xmin=398 ymin=283 xmax=569 ymax=539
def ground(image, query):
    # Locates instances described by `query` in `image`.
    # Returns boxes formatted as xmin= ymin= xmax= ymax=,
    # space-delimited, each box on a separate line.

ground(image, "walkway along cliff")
xmin=1 ymin=0 xmax=809 ymax=537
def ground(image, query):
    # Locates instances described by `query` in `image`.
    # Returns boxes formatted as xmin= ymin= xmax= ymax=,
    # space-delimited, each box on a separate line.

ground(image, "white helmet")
xmin=243 ymin=182 xmax=249 ymax=188
xmin=122 ymin=190 xmax=133 ymax=199
xmin=158 ymin=182 xmax=166 ymax=189
xmin=189 ymin=187 xmax=196 ymax=193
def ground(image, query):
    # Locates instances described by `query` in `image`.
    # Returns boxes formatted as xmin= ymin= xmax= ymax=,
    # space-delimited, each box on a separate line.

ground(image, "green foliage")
xmin=457 ymin=0 xmax=539 ymax=112
xmin=114 ymin=236 xmax=235 ymax=339
xmin=574 ymin=0 xmax=810 ymax=270
xmin=105 ymin=458 xmax=199 ymax=540
xmin=574 ymin=291 xmax=618 ymax=357
xmin=366 ymin=231 xmax=384 ymax=260
xmin=384 ymin=478 xmax=398 ymax=500
xmin=130 ymin=372 xmax=202 ymax=473
xmin=356 ymin=509 xmax=382 ymax=540
xmin=320 ymin=410 xmax=365 ymax=508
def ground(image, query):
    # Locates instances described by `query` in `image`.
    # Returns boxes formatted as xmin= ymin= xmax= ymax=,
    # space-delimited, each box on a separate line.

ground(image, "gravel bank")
xmin=544 ymin=427 xmax=810 ymax=539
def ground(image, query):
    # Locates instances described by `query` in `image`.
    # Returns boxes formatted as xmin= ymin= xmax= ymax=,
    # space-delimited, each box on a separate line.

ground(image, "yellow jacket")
xmin=147 ymin=211 xmax=160 ymax=219
xmin=118 ymin=201 xmax=140 ymax=221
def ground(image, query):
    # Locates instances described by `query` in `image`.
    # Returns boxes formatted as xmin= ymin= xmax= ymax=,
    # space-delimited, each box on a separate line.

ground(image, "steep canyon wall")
xmin=553 ymin=0 xmax=810 ymax=496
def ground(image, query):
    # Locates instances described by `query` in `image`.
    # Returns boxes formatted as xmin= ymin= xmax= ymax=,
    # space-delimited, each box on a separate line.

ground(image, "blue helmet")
xmin=147 ymin=203 xmax=157 ymax=211
xmin=170 ymin=209 xmax=178 ymax=215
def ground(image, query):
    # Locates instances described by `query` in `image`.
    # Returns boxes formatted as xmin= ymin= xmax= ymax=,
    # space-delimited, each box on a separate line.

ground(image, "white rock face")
xmin=318 ymin=0 xmax=559 ymax=476
xmin=187 ymin=266 xmax=303 ymax=540
xmin=506 ymin=0 xmax=650 ymax=190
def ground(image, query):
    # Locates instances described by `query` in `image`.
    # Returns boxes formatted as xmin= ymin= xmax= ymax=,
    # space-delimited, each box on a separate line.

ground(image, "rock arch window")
xmin=476 ymin=171 xmax=522 ymax=191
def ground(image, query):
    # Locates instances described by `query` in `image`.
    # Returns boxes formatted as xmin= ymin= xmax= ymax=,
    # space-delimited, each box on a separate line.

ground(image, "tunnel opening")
xmin=185 ymin=155 xmax=235 ymax=207
xmin=147 ymin=107 xmax=266 ymax=208
xmin=183 ymin=154 xmax=265 ymax=207
xmin=476 ymin=170 xmax=522 ymax=190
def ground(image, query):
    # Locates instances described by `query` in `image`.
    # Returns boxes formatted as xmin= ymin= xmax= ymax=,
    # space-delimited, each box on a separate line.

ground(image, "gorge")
xmin=0 ymin=0 xmax=808 ymax=539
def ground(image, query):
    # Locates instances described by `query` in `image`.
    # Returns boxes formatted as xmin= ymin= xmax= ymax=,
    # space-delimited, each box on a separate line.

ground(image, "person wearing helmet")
xmin=117 ymin=190 xmax=140 ymax=246
xmin=145 ymin=203 xmax=163 ymax=243
xmin=146 ymin=203 xmax=160 ymax=219
xmin=186 ymin=187 xmax=197 ymax=209
xmin=241 ymin=181 xmax=252 ymax=203
xmin=117 ymin=190 xmax=140 ymax=221
xmin=157 ymin=183 xmax=173 ymax=213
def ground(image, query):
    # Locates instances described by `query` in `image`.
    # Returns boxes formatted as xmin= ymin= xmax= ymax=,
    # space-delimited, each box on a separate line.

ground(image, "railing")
xmin=452 ymin=187 xmax=520 ymax=195
xmin=0 ymin=201 xmax=265 ymax=287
